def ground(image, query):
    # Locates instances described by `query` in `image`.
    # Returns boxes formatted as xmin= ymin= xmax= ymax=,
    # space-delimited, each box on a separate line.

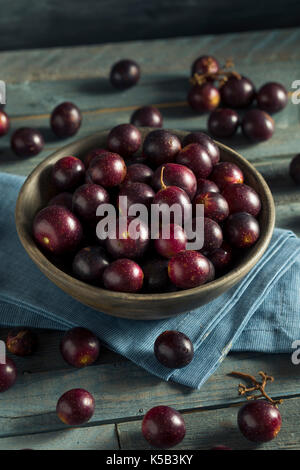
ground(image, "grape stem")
xmin=160 ymin=166 xmax=167 ymax=190
xmin=229 ymin=370 xmax=283 ymax=407
xmin=190 ymin=58 xmax=241 ymax=87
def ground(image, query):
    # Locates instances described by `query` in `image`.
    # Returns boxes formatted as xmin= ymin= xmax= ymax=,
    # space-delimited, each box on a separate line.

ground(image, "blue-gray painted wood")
xmin=0 ymin=328 xmax=125 ymax=374
xmin=0 ymin=423 xmax=119 ymax=450
xmin=117 ymin=396 xmax=300 ymax=450
xmin=0 ymin=1 xmax=299 ymax=51
xmin=0 ymin=351 xmax=297 ymax=438
xmin=1 ymin=28 xmax=300 ymax=83
xmin=0 ymin=27 xmax=299 ymax=449
xmin=0 ymin=28 xmax=299 ymax=177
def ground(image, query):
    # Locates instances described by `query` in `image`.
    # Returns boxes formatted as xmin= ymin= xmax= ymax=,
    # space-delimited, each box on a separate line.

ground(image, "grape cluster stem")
xmin=191 ymin=59 xmax=241 ymax=87
xmin=229 ymin=370 xmax=283 ymax=407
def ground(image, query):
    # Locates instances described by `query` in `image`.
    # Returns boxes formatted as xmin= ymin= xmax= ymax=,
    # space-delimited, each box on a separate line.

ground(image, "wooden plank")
xmin=0 ymin=28 xmax=300 ymax=82
xmin=276 ymin=203 xmax=300 ymax=236
xmin=0 ymin=351 xmax=297 ymax=438
xmin=4 ymin=61 xmax=298 ymax=117
xmin=0 ymin=329 xmax=124 ymax=374
xmin=0 ymin=29 xmax=299 ymax=175
xmin=0 ymin=2 xmax=299 ymax=52
xmin=0 ymin=96 xmax=299 ymax=177
xmin=117 ymin=396 xmax=300 ymax=450
xmin=0 ymin=423 xmax=118 ymax=450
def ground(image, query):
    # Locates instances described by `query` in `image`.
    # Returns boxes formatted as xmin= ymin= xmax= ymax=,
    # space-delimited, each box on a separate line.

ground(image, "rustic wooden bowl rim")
xmin=15 ymin=128 xmax=275 ymax=306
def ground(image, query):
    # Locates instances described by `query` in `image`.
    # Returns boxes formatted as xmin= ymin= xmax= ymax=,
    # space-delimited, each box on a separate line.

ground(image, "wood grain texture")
xmin=117 ymin=396 xmax=300 ymax=450
xmin=0 ymin=328 xmax=124 ymax=374
xmin=0 ymin=423 xmax=119 ymax=450
xmin=0 ymin=27 xmax=299 ymax=449
xmin=0 ymin=28 xmax=300 ymax=83
xmin=0 ymin=2 xmax=299 ymax=52
xmin=0 ymin=97 xmax=299 ymax=175
xmin=0 ymin=28 xmax=299 ymax=180
xmin=0 ymin=351 xmax=297 ymax=438
xmin=0 ymin=46 xmax=299 ymax=176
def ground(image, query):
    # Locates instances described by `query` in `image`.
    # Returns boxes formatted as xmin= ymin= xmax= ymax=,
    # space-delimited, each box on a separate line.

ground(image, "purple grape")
xmin=208 ymin=108 xmax=239 ymax=138
xmin=60 ymin=327 xmax=100 ymax=367
xmin=154 ymin=330 xmax=194 ymax=368
xmin=0 ymin=358 xmax=17 ymax=392
xmin=11 ymin=128 xmax=44 ymax=157
xmin=143 ymin=130 xmax=181 ymax=167
xmin=52 ymin=156 xmax=85 ymax=191
xmin=257 ymin=82 xmax=288 ymax=113
xmin=220 ymin=75 xmax=255 ymax=108
xmin=50 ymin=102 xmax=82 ymax=138
xmin=130 ymin=106 xmax=163 ymax=128
xmin=107 ymin=124 xmax=141 ymax=158
xmin=242 ymin=109 xmax=274 ymax=142
xmin=72 ymin=246 xmax=110 ymax=285
xmin=142 ymin=406 xmax=186 ymax=448
xmin=56 ymin=388 xmax=95 ymax=425
xmin=191 ymin=55 xmax=219 ymax=78
xmin=110 ymin=59 xmax=140 ymax=89
xmin=182 ymin=132 xmax=220 ymax=165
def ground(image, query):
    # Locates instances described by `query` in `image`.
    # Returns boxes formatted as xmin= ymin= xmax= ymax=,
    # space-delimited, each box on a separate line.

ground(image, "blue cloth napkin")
xmin=1 ymin=172 xmax=300 ymax=389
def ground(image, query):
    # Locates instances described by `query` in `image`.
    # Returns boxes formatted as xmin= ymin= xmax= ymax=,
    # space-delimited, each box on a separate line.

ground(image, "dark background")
xmin=1 ymin=0 xmax=299 ymax=51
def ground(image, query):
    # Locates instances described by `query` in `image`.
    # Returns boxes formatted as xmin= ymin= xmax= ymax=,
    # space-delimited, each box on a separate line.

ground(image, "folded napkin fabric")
xmin=1 ymin=172 xmax=300 ymax=389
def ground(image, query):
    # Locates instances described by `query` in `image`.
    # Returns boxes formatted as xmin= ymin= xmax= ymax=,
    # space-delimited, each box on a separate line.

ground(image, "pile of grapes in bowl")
xmin=15 ymin=127 xmax=275 ymax=320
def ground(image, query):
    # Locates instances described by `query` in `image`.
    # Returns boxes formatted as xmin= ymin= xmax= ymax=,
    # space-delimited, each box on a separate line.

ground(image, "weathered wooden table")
xmin=0 ymin=27 xmax=300 ymax=450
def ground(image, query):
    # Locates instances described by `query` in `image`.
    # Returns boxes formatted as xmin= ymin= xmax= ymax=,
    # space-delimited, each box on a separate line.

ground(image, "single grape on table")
xmin=242 ymin=109 xmax=274 ymax=142
xmin=188 ymin=83 xmax=220 ymax=112
xmin=238 ymin=401 xmax=282 ymax=443
xmin=289 ymin=154 xmax=300 ymax=185
xmin=0 ymin=110 xmax=10 ymax=137
xmin=60 ymin=327 xmax=100 ymax=368
xmin=110 ymin=59 xmax=140 ymax=89
xmin=257 ymin=82 xmax=288 ymax=113
xmin=6 ymin=329 xmax=37 ymax=357
xmin=191 ymin=55 xmax=219 ymax=78
xmin=50 ymin=102 xmax=82 ymax=138
xmin=0 ymin=358 xmax=17 ymax=393
xmin=208 ymin=108 xmax=239 ymax=138
xmin=56 ymin=388 xmax=95 ymax=425
xmin=11 ymin=128 xmax=44 ymax=157
xmin=220 ymin=75 xmax=255 ymax=108
xmin=154 ymin=330 xmax=194 ymax=369
xmin=142 ymin=406 xmax=186 ymax=448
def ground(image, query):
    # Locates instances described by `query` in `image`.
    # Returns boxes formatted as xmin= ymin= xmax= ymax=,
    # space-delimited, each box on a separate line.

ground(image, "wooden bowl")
xmin=15 ymin=128 xmax=275 ymax=320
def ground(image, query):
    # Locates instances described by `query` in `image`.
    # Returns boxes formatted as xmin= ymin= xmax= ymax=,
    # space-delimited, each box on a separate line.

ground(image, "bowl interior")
xmin=15 ymin=128 xmax=275 ymax=320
